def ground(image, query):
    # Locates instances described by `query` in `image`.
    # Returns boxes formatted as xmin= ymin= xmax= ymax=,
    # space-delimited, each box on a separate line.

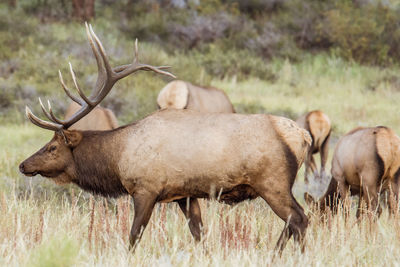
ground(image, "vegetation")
xmin=2 ymin=0 xmax=400 ymax=127
xmin=2 ymin=0 xmax=400 ymax=266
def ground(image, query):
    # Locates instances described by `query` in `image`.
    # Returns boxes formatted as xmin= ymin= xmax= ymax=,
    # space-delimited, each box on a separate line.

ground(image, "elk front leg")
xmin=130 ymin=191 xmax=157 ymax=250
xmin=335 ymin=173 xmax=351 ymax=213
xmin=177 ymin=198 xmax=203 ymax=241
xmin=388 ymin=179 xmax=400 ymax=216
xmin=356 ymin=189 xmax=365 ymax=219
xmin=304 ymin=151 xmax=316 ymax=183
xmin=319 ymin=133 xmax=330 ymax=179
xmin=309 ymin=155 xmax=319 ymax=180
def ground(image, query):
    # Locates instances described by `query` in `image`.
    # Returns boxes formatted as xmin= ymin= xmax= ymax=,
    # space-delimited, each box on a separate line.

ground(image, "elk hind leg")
xmin=388 ymin=179 xmax=400 ymax=216
xmin=253 ymin=182 xmax=308 ymax=254
xmin=319 ymin=133 xmax=330 ymax=179
xmin=361 ymin=174 xmax=382 ymax=219
xmin=129 ymin=191 xmax=157 ymax=250
xmin=177 ymin=197 xmax=203 ymax=241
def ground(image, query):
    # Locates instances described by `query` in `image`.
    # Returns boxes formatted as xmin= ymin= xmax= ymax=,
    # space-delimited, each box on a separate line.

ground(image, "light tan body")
xmin=21 ymin=109 xmax=311 ymax=252
xmin=118 ymin=110 xmax=310 ymax=201
xmin=307 ymin=126 xmax=400 ymax=216
xmin=332 ymin=126 xmax=400 ymax=216
xmin=65 ymin=102 xmax=118 ymax=130
xmin=157 ymin=80 xmax=235 ymax=113
xmin=296 ymin=110 xmax=331 ymax=182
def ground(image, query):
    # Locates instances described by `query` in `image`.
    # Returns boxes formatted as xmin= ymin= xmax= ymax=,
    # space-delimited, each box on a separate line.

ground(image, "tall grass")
xmin=2 ymin=182 xmax=400 ymax=266
xmin=1 ymin=123 xmax=400 ymax=266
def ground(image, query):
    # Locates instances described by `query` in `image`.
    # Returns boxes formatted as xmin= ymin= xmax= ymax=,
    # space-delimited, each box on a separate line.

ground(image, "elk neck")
xmin=70 ymin=127 xmax=129 ymax=197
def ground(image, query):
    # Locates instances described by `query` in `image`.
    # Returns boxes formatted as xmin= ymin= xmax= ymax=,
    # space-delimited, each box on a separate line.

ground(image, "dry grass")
xmin=3 ymin=54 xmax=400 ymax=265
xmin=1 ymin=187 xmax=400 ymax=266
xmin=0 ymin=122 xmax=399 ymax=266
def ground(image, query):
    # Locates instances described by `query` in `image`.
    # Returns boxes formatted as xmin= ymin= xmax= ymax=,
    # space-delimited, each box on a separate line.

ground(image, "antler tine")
xmin=85 ymin=22 xmax=107 ymax=99
xmin=47 ymin=100 xmax=65 ymax=125
xmin=85 ymin=22 xmax=105 ymax=76
xmin=58 ymin=70 xmax=84 ymax=106
xmin=114 ymin=39 xmax=176 ymax=80
xmin=113 ymin=65 xmax=171 ymax=73
xmin=38 ymin=98 xmax=65 ymax=125
xmin=69 ymin=62 xmax=93 ymax=106
xmin=134 ymin=39 xmax=139 ymax=63
xmin=116 ymin=63 xmax=176 ymax=79
xmin=25 ymin=106 xmax=63 ymax=131
xmin=38 ymin=97 xmax=55 ymax=122
xmin=88 ymin=24 xmax=114 ymax=77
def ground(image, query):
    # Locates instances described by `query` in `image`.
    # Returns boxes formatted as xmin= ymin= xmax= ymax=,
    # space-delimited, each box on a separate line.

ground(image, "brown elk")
xmin=19 ymin=24 xmax=312 ymax=253
xmin=65 ymin=102 xmax=118 ymax=130
xmin=296 ymin=110 xmax=331 ymax=183
xmin=305 ymin=126 xmax=400 ymax=217
xmin=157 ymin=80 xmax=235 ymax=113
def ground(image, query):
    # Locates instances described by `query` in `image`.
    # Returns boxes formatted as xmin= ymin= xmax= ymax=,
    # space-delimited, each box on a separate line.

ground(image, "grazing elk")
xmin=296 ymin=110 xmax=331 ymax=183
xmin=157 ymin=80 xmax=235 ymax=113
xmin=305 ymin=126 xmax=400 ymax=217
xmin=65 ymin=102 xmax=118 ymax=130
xmin=19 ymin=24 xmax=312 ymax=253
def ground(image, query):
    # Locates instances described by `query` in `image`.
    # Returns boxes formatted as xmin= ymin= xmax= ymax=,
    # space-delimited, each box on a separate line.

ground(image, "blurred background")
xmin=1 ymin=0 xmax=400 ymax=132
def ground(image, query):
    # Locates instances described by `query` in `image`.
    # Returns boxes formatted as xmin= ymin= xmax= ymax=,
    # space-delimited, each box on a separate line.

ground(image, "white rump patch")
xmin=157 ymin=80 xmax=189 ymax=109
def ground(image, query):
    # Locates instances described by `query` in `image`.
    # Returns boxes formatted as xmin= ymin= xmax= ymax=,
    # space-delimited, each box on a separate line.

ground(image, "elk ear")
xmin=61 ymin=130 xmax=83 ymax=148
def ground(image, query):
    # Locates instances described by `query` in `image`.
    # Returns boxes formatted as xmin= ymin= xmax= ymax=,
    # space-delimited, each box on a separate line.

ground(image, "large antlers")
xmin=26 ymin=23 xmax=175 ymax=131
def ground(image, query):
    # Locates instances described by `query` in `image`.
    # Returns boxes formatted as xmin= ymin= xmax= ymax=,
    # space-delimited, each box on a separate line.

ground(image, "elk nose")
xmin=19 ymin=163 xmax=25 ymax=173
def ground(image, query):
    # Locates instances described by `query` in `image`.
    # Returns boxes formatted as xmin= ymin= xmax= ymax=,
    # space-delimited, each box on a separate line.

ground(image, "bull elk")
xmin=65 ymin=102 xmax=118 ymax=130
xmin=19 ymin=24 xmax=312 ymax=253
xmin=305 ymin=126 xmax=400 ymax=217
xmin=157 ymin=80 xmax=235 ymax=113
xmin=296 ymin=110 xmax=331 ymax=183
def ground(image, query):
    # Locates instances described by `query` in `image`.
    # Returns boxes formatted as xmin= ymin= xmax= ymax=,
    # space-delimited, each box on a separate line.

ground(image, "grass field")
xmin=4 ymin=2 xmax=400 ymax=266
xmin=2 ymin=55 xmax=400 ymax=265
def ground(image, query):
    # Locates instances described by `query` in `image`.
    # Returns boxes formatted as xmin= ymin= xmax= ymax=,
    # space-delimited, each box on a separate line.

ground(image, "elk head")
xmin=19 ymin=23 xmax=175 ymax=184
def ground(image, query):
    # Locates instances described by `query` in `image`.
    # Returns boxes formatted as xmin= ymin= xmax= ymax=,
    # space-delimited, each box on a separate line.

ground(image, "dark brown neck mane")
xmin=71 ymin=129 xmax=128 ymax=197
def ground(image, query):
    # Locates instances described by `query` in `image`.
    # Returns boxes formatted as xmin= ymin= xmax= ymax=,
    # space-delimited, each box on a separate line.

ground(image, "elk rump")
xmin=305 ymin=126 xmax=400 ymax=217
xmin=65 ymin=102 xmax=118 ymax=130
xmin=157 ymin=80 xmax=235 ymax=113
xmin=296 ymin=110 xmax=331 ymax=182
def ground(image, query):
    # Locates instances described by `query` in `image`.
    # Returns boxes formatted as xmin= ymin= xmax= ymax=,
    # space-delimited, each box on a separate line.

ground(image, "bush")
xmin=319 ymin=2 xmax=397 ymax=64
xmin=18 ymin=0 xmax=72 ymax=21
xmin=224 ymin=0 xmax=285 ymax=16
xmin=192 ymin=45 xmax=275 ymax=81
xmin=169 ymin=12 xmax=239 ymax=49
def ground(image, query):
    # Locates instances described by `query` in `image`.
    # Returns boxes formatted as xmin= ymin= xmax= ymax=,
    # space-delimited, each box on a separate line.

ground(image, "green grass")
xmin=214 ymin=54 xmax=400 ymax=136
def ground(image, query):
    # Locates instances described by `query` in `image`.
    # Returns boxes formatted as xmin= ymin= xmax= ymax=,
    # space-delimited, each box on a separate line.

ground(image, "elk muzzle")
xmin=19 ymin=161 xmax=38 ymax=177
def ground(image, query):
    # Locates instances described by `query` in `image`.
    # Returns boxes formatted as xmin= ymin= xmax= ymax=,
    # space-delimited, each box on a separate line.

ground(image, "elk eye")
xmin=49 ymin=146 xmax=57 ymax=152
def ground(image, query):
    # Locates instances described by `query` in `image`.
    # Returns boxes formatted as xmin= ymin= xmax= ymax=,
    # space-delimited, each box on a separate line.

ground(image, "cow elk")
xmin=65 ymin=102 xmax=118 ymax=130
xmin=19 ymin=24 xmax=312 ymax=254
xmin=296 ymin=110 xmax=331 ymax=183
xmin=157 ymin=80 xmax=235 ymax=113
xmin=305 ymin=126 xmax=400 ymax=218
